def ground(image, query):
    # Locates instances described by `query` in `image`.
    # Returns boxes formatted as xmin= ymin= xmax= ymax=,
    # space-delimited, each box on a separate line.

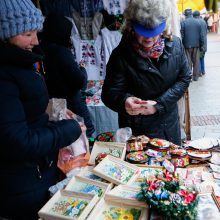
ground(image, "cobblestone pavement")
xmin=189 ymin=32 xmax=220 ymax=140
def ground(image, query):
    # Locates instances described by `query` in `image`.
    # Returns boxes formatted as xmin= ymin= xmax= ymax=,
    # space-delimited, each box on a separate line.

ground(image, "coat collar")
xmin=0 ymin=41 xmax=44 ymax=68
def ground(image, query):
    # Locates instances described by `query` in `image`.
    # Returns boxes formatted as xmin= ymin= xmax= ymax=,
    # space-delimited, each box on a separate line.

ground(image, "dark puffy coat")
xmin=41 ymin=14 xmax=95 ymax=137
xmin=0 ymin=41 xmax=82 ymax=219
xmin=181 ymin=14 xmax=205 ymax=49
xmin=101 ymin=35 xmax=191 ymax=145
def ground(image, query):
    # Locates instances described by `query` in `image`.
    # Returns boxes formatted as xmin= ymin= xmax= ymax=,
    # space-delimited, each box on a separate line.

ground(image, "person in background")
xmin=0 ymin=0 xmax=84 ymax=219
xmin=181 ymin=8 xmax=204 ymax=81
xmin=207 ymin=13 xmax=214 ymax=32
xmin=101 ymin=0 xmax=191 ymax=145
xmin=193 ymin=10 xmax=208 ymax=76
xmin=40 ymin=13 xmax=95 ymax=137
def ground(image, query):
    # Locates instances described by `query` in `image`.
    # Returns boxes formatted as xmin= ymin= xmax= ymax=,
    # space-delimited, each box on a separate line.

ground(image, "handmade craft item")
xmin=92 ymin=155 xmax=140 ymax=185
xmin=87 ymin=198 xmax=148 ymax=220
xmin=126 ymin=151 xmax=148 ymax=164
xmin=170 ymin=148 xmax=189 ymax=168
xmin=126 ymin=135 xmax=149 ymax=152
xmin=65 ymin=176 xmax=112 ymax=197
xmin=137 ymin=170 xmax=198 ymax=220
xmin=89 ymin=141 xmax=126 ymax=165
xmin=96 ymin=131 xmax=115 ymax=142
xmin=38 ymin=190 xmax=98 ymax=220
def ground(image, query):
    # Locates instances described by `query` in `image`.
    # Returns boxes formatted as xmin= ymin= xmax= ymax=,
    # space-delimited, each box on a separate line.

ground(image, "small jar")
xmin=126 ymin=138 xmax=144 ymax=152
xmin=126 ymin=151 xmax=148 ymax=164
xmin=170 ymin=149 xmax=189 ymax=168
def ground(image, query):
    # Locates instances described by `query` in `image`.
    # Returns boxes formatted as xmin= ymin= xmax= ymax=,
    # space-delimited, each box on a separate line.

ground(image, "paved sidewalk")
xmin=189 ymin=32 xmax=220 ymax=140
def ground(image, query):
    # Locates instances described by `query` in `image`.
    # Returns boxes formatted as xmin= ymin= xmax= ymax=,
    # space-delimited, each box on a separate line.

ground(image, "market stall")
xmin=38 ymin=134 xmax=220 ymax=220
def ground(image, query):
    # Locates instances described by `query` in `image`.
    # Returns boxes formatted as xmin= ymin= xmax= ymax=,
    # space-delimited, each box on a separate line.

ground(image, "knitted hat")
xmin=0 ymin=0 xmax=44 ymax=40
xmin=193 ymin=11 xmax=200 ymax=17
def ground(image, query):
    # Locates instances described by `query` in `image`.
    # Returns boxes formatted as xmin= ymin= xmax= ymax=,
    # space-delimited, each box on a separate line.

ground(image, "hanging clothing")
xmin=102 ymin=0 xmax=129 ymax=15
xmin=100 ymin=27 xmax=122 ymax=64
xmin=72 ymin=0 xmax=104 ymax=17
xmin=71 ymin=20 xmax=105 ymax=80
xmin=72 ymin=11 xmax=103 ymax=40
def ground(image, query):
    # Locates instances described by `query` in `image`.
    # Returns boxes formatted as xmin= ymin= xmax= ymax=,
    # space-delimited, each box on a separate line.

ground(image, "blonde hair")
xmin=122 ymin=0 xmax=172 ymax=36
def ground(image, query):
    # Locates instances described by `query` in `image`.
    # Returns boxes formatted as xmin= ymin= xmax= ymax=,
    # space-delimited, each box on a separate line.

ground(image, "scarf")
xmin=132 ymin=37 xmax=165 ymax=59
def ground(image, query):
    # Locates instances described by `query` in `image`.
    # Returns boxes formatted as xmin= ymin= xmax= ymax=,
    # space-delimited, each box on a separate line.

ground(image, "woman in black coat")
xmin=101 ymin=0 xmax=192 ymax=145
xmin=40 ymin=13 xmax=95 ymax=137
xmin=0 ymin=0 xmax=83 ymax=219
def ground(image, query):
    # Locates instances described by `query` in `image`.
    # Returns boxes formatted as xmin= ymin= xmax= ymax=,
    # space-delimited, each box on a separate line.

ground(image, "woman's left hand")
xmin=140 ymin=105 xmax=157 ymax=115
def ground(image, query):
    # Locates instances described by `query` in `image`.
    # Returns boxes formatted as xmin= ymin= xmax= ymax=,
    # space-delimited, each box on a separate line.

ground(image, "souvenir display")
xmin=148 ymin=138 xmax=170 ymax=149
xmin=196 ymin=193 xmax=220 ymax=220
xmin=95 ymin=152 xmax=108 ymax=165
xmin=145 ymin=149 xmax=162 ymax=157
xmin=210 ymin=152 xmax=220 ymax=165
xmin=136 ymin=135 xmax=150 ymax=147
xmin=78 ymin=166 xmax=106 ymax=182
xmin=210 ymin=163 xmax=220 ymax=173
xmin=105 ymin=185 xmax=146 ymax=206
xmin=162 ymin=159 xmax=175 ymax=173
xmin=92 ymin=155 xmax=140 ymax=185
xmin=38 ymin=190 xmax=98 ymax=220
xmin=148 ymin=157 xmax=162 ymax=166
xmin=65 ymin=176 xmax=112 ymax=197
xmin=128 ymin=177 xmax=146 ymax=188
xmin=187 ymin=149 xmax=212 ymax=159
xmin=126 ymin=151 xmax=148 ymax=164
xmin=213 ymin=194 xmax=220 ymax=211
xmin=137 ymin=170 xmax=198 ymax=220
xmin=170 ymin=148 xmax=189 ymax=168
xmin=87 ymin=198 xmax=149 ymax=220
xmin=96 ymin=131 xmax=115 ymax=142
xmin=89 ymin=141 xmax=126 ymax=165
xmin=186 ymin=137 xmax=220 ymax=150
xmin=147 ymin=138 xmax=170 ymax=156
xmin=137 ymin=165 xmax=163 ymax=179
xmin=39 ymin=131 xmax=220 ymax=220
xmin=126 ymin=136 xmax=146 ymax=152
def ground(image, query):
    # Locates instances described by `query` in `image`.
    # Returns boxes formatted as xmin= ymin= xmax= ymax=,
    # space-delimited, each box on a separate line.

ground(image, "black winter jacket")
xmin=101 ymin=35 xmax=191 ymax=145
xmin=0 ymin=42 xmax=81 ymax=199
xmin=181 ymin=15 xmax=205 ymax=49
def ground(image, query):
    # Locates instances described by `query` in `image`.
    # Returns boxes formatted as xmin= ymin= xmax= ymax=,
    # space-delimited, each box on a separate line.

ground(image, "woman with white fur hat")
xmin=101 ymin=0 xmax=192 ymax=145
xmin=0 ymin=0 xmax=85 ymax=219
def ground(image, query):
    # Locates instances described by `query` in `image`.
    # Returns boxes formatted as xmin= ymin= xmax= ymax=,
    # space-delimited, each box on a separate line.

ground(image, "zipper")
xmin=37 ymin=165 xmax=42 ymax=179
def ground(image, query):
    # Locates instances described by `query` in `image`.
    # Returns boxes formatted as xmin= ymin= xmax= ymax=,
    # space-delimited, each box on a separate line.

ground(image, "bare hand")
xmin=65 ymin=109 xmax=76 ymax=119
xmin=79 ymin=122 xmax=87 ymax=133
xmin=125 ymin=97 xmax=145 ymax=115
xmin=139 ymin=100 xmax=157 ymax=115
xmin=140 ymin=104 xmax=157 ymax=115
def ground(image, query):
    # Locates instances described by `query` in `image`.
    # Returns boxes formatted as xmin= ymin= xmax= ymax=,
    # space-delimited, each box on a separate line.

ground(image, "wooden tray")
xmin=92 ymin=155 xmax=140 ymax=185
xmin=77 ymin=166 xmax=106 ymax=182
xmin=38 ymin=190 xmax=98 ymax=220
xmin=87 ymin=198 xmax=149 ymax=220
xmin=137 ymin=165 xmax=164 ymax=179
xmin=65 ymin=176 xmax=113 ymax=197
xmin=105 ymin=184 xmax=147 ymax=206
xmin=89 ymin=141 xmax=126 ymax=165
xmin=127 ymin=177 xmax=146 ymax=188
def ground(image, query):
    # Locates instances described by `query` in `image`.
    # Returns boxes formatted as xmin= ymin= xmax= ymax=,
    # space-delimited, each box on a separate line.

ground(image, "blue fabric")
xmin=0 ymin=0 xmax=44 ymax=40
xmin=133 ymin=21 xmax=166 ymax=38
xmin=200 ymin=56 xmax=205 ymax=74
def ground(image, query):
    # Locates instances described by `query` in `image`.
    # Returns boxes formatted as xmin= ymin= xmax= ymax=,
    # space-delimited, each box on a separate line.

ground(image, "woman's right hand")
xmin=79 ymin=122 xmax=87 ymax=133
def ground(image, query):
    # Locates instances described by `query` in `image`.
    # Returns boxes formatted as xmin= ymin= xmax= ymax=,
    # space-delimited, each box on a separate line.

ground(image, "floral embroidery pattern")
xmin=116 ymin=190 xmax=139 ymax=199
xmin=102 ymin=207 xmax=141 ymax=220
xmin=73 ymin=182 xmax=103 ymax=197
xmin=50 ymin=198 xmax=88 ymax=217
xmin=102 ymin=161 xmax=134 ymax=183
